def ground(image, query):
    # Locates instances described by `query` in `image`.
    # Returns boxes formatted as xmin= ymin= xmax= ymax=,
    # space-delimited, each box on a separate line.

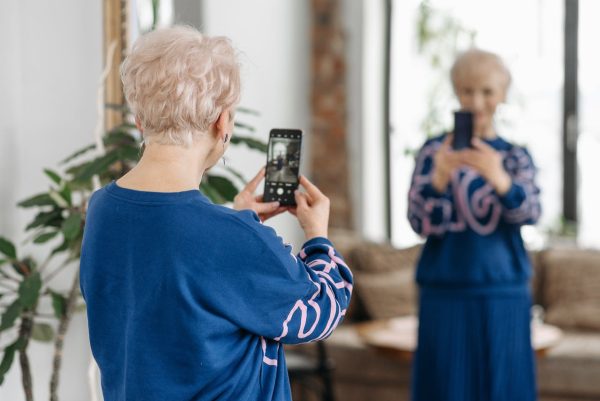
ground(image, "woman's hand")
xmin=233 ymin=168 xmax=287 ymax=222
xmin=288 ymin=176 xmax=330 ymax=240
xmin=459 ymin=138 xmax=512 ymax=195
xmin=431 ymin=135 xmax=462 ymax=193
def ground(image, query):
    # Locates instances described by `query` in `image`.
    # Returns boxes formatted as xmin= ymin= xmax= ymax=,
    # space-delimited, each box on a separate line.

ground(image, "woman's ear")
xmin=215 ymin=110 xmax=231 ymax=140
xmin=135 ymin=116 xmax=143 ymax=132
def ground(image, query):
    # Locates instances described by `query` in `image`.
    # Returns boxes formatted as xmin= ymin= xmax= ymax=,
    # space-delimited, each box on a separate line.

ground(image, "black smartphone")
xmin=452 ymin=110 xmax=474 ymax=150
xmin=263 ymin=129 xmax=303 ymax=206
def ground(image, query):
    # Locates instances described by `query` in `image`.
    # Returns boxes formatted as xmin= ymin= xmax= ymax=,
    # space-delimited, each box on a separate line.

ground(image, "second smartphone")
xmin=452 ymin=110 xmax=474 ymax=150
xmin=263 ymin=129 xmax=303 ymax=206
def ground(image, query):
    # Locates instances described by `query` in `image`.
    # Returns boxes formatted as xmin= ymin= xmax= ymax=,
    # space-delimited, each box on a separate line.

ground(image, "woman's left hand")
xmin=233 ymin=167 xmax=288 ymax=221
xmin=459 ymin=138 xmax=512 ymax=195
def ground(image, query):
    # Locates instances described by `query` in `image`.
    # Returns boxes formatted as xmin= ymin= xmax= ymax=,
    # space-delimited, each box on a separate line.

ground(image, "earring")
xmin=224 ymin=134 xmax=229 ymax=143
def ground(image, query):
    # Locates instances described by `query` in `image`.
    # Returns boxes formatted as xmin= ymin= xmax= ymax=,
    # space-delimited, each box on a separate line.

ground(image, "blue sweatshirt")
xmin=407 ymin=134 xmax=541 ymax=287
xmin=80 ymin=182 xmax=353 ymax=401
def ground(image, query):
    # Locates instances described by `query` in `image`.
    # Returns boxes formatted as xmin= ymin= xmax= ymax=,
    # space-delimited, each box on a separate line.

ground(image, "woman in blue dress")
xmin=408 ymin=49 xmax=541 ymax=401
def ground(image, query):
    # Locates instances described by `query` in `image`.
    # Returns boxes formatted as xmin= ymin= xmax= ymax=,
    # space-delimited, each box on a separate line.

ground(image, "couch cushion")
xmin=326 ymin=327 xmax=600 ymax=401
xmin=354 ymin=269 xmax=418 ymax=320
xmin=538 ymin=331 xmax=600 ymax=397
xmin=541 ymin=248 xmax=600 ymax=331
xmin=350 ymin=243 xmax=421 ymax=320
xmin=350 ymin=242 xmax=421 ymax=274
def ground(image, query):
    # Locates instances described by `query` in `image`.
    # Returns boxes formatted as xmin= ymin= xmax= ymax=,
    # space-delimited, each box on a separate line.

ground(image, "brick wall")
xmin=310 ymin=0 xmax=352 ymax=229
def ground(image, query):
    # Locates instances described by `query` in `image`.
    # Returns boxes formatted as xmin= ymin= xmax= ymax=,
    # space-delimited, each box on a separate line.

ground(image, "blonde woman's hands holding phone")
xmin=289 ymin=175 xmax=330 ymax=240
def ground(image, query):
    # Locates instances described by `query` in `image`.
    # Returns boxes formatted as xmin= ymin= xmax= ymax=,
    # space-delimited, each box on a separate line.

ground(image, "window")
xmin=388 ymin=0 xmax=586 ymax=248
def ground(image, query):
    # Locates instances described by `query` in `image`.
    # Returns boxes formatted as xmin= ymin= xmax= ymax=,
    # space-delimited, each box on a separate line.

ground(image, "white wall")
xmin=200 ymin=0 xmax=310 ymax=249
xmin=0 ymin=1 xmax=102 ymax=401
xmin=358 ymin=0 xmax=389 ymax=242
xmin=1 ymin=1 xmax=311 ymax=400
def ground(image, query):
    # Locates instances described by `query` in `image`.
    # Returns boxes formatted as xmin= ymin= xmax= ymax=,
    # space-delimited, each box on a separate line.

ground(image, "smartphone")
xmin=263 ymin=129 xmax=303 ymax=206
xmin=452 ymin=110 xmax=474 ymax=150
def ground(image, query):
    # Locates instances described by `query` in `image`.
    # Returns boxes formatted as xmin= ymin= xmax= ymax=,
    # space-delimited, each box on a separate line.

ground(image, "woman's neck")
xmin=117 ymin=140 xmax=214 ymax=193
xmin=475 ymin=124 xmax=497 ymax=140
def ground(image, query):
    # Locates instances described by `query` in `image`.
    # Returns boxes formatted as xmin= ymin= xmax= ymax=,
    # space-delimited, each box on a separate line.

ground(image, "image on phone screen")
xmin=263 ymin=129 xmax=302 ymax=206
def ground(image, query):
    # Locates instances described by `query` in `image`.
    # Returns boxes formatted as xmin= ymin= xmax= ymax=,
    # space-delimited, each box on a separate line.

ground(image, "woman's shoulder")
xmin=414 ymin=133 xmax=447 ymax=159
xmin=204 ymin=205 xmax=295 ymax=264
xmin=205 ymin=204 xmax=283 ymax=245
xmin=423 ymin=133 xmax=447 ymax=146
xmin=492 ymin=136 xmax=534 ymax=158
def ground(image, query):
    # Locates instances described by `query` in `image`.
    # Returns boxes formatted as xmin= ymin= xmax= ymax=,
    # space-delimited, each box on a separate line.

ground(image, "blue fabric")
xmin=80 ymin=182 xmax=353 ymax=401
xmin=412 ymin=286 xmax=536 ymax=401
xmin=407 ymin=133 xmax=541 ymax=286
xmin=407 ymin=133 xmax=541 ymax=401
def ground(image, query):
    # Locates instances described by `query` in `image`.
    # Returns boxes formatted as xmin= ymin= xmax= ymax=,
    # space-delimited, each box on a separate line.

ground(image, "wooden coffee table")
xmin=355 ymin=315 xmax=563 ymax=361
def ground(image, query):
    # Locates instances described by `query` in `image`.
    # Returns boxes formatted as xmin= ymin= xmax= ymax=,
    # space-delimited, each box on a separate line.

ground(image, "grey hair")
xmin=121 ymin=25 xmax=241 ymax=147
xmin=450 ymin=48 xmax=512 ymax=91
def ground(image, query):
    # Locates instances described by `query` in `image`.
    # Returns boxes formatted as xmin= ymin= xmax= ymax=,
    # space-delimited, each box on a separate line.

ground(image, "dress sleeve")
xmin=407 ymin=140 xmax=456 ymax=237
xmin=208 ymin=211 xmax=353 ymax=345
xmin=498 ymin=146 xmax=541 ymax=226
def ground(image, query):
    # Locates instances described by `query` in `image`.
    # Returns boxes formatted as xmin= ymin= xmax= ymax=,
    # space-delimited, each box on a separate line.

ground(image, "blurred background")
xmin=1 ymin=1 xmax=598 ymax=400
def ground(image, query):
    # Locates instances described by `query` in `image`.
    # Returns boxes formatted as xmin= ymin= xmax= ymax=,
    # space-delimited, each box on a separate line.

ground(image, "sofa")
xmin=291 ymin=230 xmax=600 ymax=401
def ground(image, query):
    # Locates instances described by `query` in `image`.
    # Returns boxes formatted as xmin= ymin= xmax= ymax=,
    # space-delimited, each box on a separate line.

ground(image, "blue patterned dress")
xmin=407 ymin=133 xmax=541 ymax=401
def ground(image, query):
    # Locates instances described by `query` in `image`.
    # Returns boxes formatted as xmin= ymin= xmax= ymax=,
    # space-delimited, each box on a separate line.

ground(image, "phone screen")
xmin=453 ymin=110 xmax=474 ymax=150
xmin=263 ymin=129 xmax=302 ymax=206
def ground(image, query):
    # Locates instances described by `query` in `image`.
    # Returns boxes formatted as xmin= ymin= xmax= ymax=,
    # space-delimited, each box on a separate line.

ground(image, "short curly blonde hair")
xmin=121 ymin=26 xmax=241 ymax=146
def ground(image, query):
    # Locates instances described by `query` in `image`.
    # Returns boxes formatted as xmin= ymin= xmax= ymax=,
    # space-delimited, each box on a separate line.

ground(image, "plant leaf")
xmin=104 ymin=130 xmax=137 ymax=146
xmin=50 ymin=291 xmax=67 ymax=318
xmin=235 ymin=107 xmax=260 ymax=116
xmin=199 ymin=182 xmax=226 ymax=204
xmin=0 ymin=238 xmax=17 ymax=259
xmin=233 ymin=121 xmax=256 ymax=132
xmin=0 ymin=340 xmax=17 ymax=385
xmin=18 ymin=272 xmax=42 ymax=309
xmin=26 ymin=210 xmax=62 ymax=231
xmin=224 ymin=165 xmax=248 ymax=185
xmin=0 ymin=336 xmax=26 ymax=385
xmin=0 ymin=299 xmax=22 ymax=331
xmin=206 ymin=176 xmax=238 ymax=202
xmin=33 ymin=231 xmax=59 ymax=244
xmin=60 ymin=144 xmax=96 ymax=165
xmin=60 ymin=183 xmax=72 ymax=205
xmin=118 ymin=146 xmax=141 ymax=162
xmin=31 ymin=323 xmax=55 ymax=342
xmin=43 ymin=169 xmax=62 ymax=185
xmin=48 ymin=190 xmax=69 ymax=208
xmin=17 ymin=193 xmax=56 ymax=208
xmin=61 ymin=213 xmax=82 ymax=240
xmin=10 ymin=262 xmax=26 ymax=276
xmin=50 ymin=240 xmax=69 ymax=256
xmin=73 ymin=151 xmax=121 ymax=182
xmin=230 ymin=136 xmax=268 ymax=152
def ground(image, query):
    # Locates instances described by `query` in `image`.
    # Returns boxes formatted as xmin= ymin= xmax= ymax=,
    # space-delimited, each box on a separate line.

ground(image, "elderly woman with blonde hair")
xmin=80 ymin=26 xmax=352 ymax=401
xmin=408 ymin=49 xmax=541 ymax=401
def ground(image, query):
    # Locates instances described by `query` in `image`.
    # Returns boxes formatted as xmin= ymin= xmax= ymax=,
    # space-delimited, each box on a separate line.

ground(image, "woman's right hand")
xmin=431 ymin=134 xmax=461 ymax=193
xmin=289 ymin=176 xmax=330 ymax=240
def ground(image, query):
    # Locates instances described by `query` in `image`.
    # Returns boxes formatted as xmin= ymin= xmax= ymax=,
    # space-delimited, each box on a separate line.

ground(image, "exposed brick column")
xmin=310 ymin=0 xmax=352 ymax=229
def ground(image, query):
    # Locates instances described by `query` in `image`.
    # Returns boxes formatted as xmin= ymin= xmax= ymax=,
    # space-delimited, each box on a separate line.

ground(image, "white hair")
xmin=450 ymin=48 xmax=512 ymax=92
xmin=121 ymin=26 xmax=241 ymax=146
